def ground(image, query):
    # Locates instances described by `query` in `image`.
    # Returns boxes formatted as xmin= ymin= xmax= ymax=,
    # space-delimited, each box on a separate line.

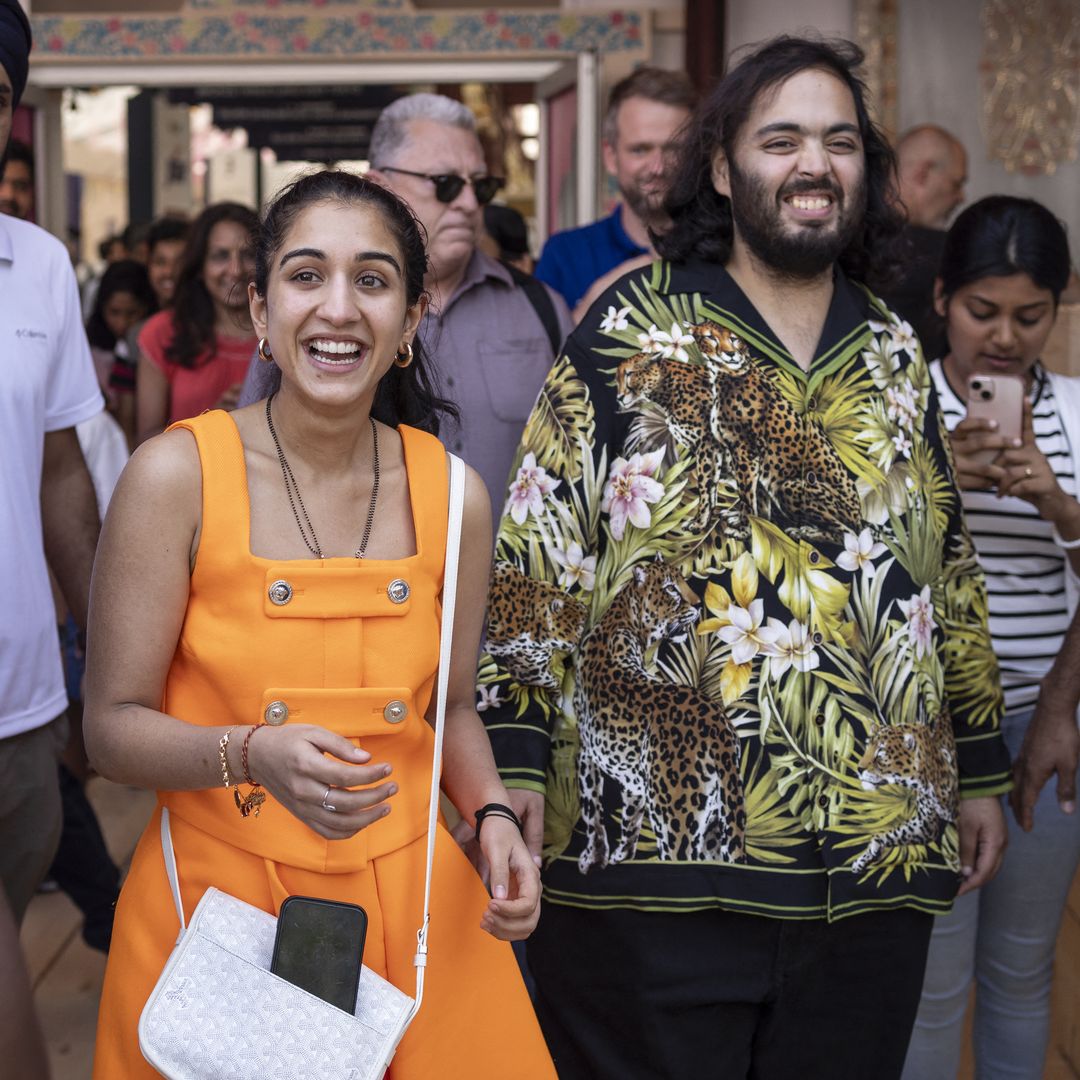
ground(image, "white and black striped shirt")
xmin=931 ymin=360 xmax=1074 ymax=716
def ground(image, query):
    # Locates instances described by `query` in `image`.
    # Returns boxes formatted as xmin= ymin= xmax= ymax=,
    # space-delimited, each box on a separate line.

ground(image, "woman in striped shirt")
xmin=903 ymin=196 xmax=1079 ymax=1080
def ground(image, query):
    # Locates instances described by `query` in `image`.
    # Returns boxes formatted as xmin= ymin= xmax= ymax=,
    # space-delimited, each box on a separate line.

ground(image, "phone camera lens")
xmin=980 ymin=389 xmax=993 ymax=401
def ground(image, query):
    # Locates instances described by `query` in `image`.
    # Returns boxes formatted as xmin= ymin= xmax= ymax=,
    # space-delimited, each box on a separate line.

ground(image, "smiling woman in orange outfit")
xmin=86 ymin=171 xmax=554 ymax=1078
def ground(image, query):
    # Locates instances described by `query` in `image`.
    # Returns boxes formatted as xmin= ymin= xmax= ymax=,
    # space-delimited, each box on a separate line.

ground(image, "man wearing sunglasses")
xmin=368 ymin=93 xmax=572 ymax=531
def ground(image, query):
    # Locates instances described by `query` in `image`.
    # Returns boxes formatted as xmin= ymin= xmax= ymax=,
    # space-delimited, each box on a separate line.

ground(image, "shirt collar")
xmin=610 ymin=204 xmax=648 ymax=257
xmin=672 ymin=259 xmax=870 ymax=372
xmin=437 ymin=248 xmax=514 ymax=313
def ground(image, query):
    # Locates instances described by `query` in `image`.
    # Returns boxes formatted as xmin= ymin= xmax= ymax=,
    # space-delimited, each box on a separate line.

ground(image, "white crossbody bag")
xmin=138 ymin=453 xmax=466 ymax=1080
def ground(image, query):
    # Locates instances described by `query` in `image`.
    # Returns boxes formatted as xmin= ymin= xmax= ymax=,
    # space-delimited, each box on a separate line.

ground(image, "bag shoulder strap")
xmin=159 ymin=452 xmax=468 ymax=1008
xmin=502 ymin=261 xmax=562 ymax=356
xmin=161 ymin=807 xmax=186 ymax=941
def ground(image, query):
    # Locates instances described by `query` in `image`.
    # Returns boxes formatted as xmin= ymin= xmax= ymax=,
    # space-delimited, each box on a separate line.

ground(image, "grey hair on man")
xmin=369 ymin=93 xmax=477 ymax=168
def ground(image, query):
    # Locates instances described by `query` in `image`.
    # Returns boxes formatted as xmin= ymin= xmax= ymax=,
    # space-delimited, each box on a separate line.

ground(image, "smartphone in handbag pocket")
xmin=270 ymin=896 xmax=367 ymax=1013
xmin=965 ymin=374 xmax=1025 ymax=466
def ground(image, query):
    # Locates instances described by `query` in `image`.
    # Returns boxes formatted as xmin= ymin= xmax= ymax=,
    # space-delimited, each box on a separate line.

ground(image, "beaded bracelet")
xmin=474 ymin=802 xmax=523 ymax=843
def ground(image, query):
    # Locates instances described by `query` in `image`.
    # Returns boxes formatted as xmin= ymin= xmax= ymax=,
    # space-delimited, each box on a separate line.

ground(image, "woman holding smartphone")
xmin=87 ymin=171 xmax=553 ymax=1078
xmin=902 ymin=195 xmax=1080 ymax=1080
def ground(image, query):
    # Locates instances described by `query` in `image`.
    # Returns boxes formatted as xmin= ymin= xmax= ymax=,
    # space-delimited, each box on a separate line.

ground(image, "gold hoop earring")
xmin=394 ymin=342 xmax=414 ymax=368
xmin=257 ymin=337 xmax=274 ymax=363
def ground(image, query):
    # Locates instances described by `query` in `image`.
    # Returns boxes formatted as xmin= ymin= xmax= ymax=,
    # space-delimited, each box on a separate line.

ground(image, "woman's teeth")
xmin=309 ymin=339 xmax=363 ymax=364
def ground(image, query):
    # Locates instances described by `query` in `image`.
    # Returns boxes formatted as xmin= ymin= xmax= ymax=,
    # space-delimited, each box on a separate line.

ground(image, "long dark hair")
xmin=250 ymin=170 xmax=456 ymax=435
xmin=85 ymin=259 xmax=157 ymax=351
xmin=166 ymin=202 xmax=258 ymax=369
xmin=656 ymin=35 xmax=905 ymax=289
xmin=939 ymin=195 xmax=1071 ymax=304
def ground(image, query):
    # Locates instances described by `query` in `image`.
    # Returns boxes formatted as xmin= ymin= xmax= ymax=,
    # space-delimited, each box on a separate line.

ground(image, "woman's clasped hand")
xmin=243 ymin=725 xmax=397 ymax=840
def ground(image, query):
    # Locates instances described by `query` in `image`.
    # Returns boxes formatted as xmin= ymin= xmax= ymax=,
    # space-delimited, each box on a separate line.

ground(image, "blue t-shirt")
xmin=535 ymin=205 xmax=647 ymax=310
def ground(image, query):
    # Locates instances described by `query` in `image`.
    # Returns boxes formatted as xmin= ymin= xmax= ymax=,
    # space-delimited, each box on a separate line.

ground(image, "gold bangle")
xmin=218 ymin=728 xmax=235 ymax=788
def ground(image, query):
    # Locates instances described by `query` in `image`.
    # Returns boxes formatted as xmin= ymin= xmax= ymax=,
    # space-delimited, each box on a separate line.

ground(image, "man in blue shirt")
xmin=536 ymin=67 xmax=696 ymax=314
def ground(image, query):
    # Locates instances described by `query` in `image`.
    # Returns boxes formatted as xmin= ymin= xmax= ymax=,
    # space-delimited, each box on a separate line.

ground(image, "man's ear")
xmin=366 ymin=168 xmax=392 ymax=191
xmin=248 ymin=282 xmax=267 ymax=338
xmin=711 ymin=149 xmax=731 ymax=198
xmin=932 ymin=277 xmax=947 ymax=319
xmin=601 ymin=140 xmax=618 ymax=179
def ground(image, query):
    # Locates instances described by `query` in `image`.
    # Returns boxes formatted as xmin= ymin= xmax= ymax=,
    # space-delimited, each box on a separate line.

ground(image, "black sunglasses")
xmin=381 ymin=167 xmax=506 ymax=206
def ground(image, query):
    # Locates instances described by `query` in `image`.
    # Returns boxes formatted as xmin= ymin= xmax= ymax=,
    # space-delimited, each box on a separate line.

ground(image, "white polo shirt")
xmin=0 ymin=213 xmax=103 ymax=740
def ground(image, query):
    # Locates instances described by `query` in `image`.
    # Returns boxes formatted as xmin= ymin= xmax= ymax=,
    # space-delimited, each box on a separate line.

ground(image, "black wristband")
xmin=474 ymin=802 xmax=523 ymax=843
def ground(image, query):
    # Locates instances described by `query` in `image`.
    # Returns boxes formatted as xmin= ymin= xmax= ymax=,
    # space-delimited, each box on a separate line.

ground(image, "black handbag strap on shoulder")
xmin=501 ymin=261 xmax=563 ymax=357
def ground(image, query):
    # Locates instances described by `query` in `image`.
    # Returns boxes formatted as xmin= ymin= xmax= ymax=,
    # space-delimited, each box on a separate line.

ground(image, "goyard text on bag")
xmin=137 ymin=453 xmax=467 ymax=1080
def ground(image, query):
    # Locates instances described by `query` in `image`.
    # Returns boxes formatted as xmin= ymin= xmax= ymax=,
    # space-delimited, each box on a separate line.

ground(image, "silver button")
xmin=264 ymin=700 xmax=289 ymax=726
xmin=387 ymin=578 xmax=410 ymax=604
xmin=268 ymin=580 xmax=293 ymax=606
xmin=383 ymin=700 xmax=408 ymax=724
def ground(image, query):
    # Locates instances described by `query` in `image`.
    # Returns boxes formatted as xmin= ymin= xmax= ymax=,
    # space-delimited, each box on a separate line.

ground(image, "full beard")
xmin=728 ymin=161 xmax=867 ymax=281
xmin=621 ymin=177 xmax=669 ymax=229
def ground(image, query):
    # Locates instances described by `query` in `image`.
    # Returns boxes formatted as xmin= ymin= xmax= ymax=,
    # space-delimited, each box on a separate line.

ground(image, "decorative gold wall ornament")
xmin=981 ymin=0 xmax=1080 ymax=176
xmin=854 ymin=0 xmax=899 ymax=138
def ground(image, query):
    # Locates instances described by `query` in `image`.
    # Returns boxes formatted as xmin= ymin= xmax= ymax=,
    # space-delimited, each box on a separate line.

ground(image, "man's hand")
xmin=451 ymin=816 xmax=490 ymax=886
xmin=451 ymin=789 xmax=546 ymax=879
xmin=508 ymin=789 xmax=546 ymax=868
xmin=478 ymin=817 xmax=543 ymax=941
xmin=41 ymin=426 xmax=100 ymax=633
xmin=956 ymin=795 xmax=1008 ymax=895
xmin=1009 ymin=693 xmax=1079 ymax=832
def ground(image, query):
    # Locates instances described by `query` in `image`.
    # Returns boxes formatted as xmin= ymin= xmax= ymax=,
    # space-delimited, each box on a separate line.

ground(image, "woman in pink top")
xmin=136 ymin=203 xmax=259 ymax=442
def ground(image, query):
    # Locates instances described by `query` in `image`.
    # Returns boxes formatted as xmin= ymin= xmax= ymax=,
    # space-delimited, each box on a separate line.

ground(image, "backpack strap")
xmin=501 ymin=261 xmax=563 ymax=357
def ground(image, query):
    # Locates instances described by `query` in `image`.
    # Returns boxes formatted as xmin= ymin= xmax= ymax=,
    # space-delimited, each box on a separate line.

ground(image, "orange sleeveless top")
xmin=159 ymin=410 xmax=448 ymax=874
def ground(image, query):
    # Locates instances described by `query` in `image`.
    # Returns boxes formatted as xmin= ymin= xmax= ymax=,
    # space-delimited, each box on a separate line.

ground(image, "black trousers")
xmin=49 ymin=764 xmax=120 ymax=952
xmin=527 ymin=901 xmax=933 ymax=1080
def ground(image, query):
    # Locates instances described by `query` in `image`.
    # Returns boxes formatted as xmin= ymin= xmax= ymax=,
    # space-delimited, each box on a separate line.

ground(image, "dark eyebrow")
xmin=280 ymin=247 xmax=324 ymax=267
xmin=969 ymin=293 xmax=1051 ymax=311
xmin=356 ymin=250 xmax=402 ymax=274
xmin=755 ymin=122 xmax=861 ymax=137
xmin=278 ymin=247 xmax=401 ymax=274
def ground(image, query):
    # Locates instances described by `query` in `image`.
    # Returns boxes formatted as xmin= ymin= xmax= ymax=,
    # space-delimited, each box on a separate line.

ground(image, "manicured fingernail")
xmin=493 ymin=885 xmax=508 ymax=900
